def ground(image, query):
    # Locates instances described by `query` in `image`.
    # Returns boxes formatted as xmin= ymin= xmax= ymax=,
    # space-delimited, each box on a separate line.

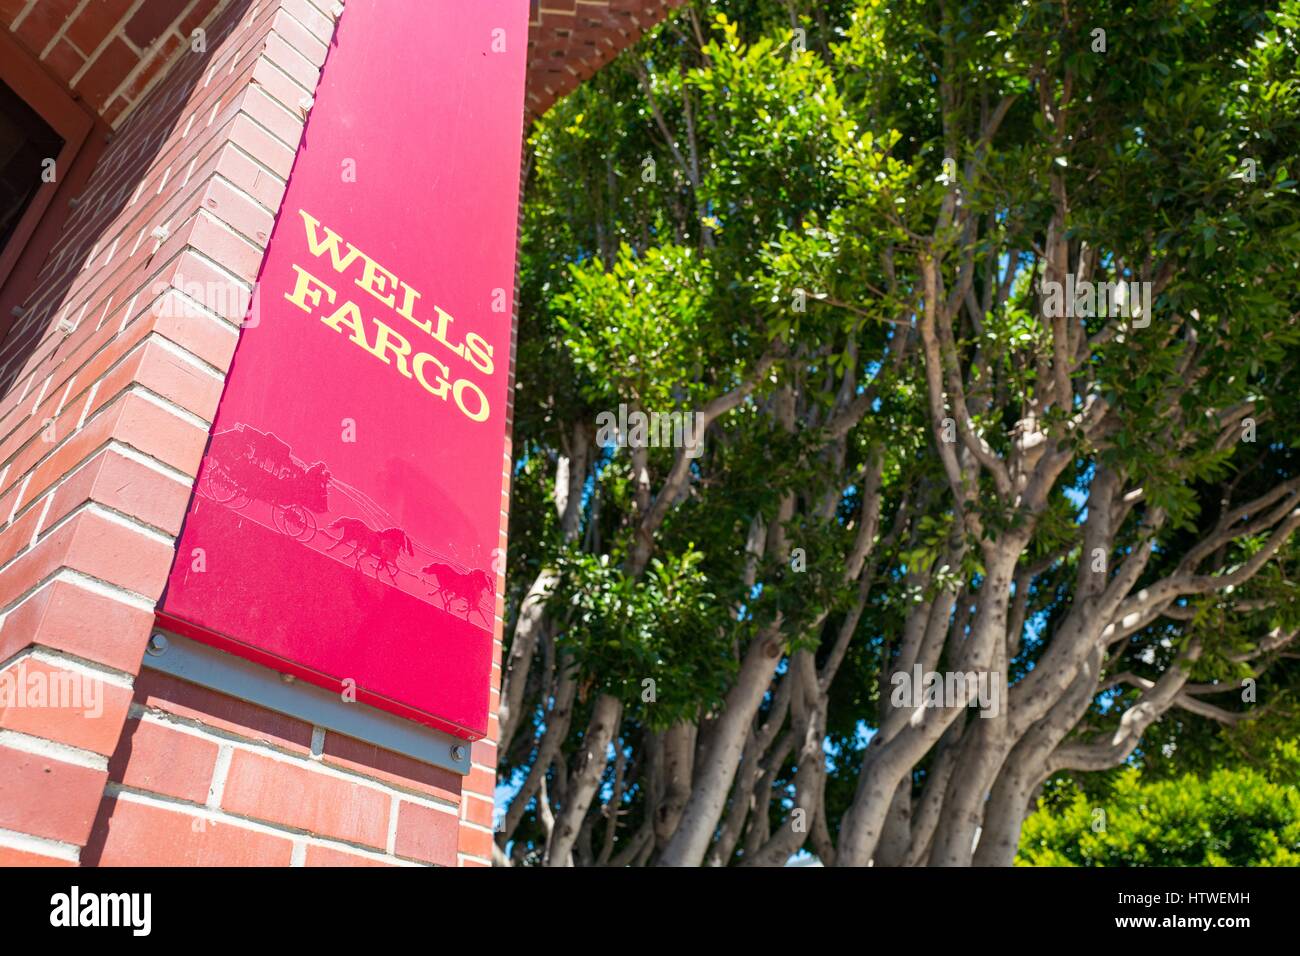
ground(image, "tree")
xmin=1018 ymin=741 xmax=1300 ymax=866
xmin=495 ymin=0 xmax=1300 ymax=867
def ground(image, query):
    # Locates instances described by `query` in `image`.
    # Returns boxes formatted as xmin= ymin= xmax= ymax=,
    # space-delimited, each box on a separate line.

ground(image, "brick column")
xmin=0 ymin=0 xmax=338 ymax=866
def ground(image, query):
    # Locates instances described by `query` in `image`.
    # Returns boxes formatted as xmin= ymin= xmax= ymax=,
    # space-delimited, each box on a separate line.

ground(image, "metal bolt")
xmin=280 ymin=672 xmax=296 ymax=684
xmin=451 ymin=745 xmax=467 ymax=762
xmin=146 ymin=633 xmax=169 ymax=656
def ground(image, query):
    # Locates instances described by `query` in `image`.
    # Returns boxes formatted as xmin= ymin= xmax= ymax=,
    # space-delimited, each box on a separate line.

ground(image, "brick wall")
xmin=85 ymin=669 xmax=464 ymax=866
xmin=1 ymin=0 xmax=680 ymax=869
xmin=2 ymin=0 xmax=227 ymax=128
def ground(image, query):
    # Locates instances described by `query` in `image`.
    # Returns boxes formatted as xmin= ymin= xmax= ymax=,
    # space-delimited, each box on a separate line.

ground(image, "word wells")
xmin=283 ymin=209 xmax=495 ymax=423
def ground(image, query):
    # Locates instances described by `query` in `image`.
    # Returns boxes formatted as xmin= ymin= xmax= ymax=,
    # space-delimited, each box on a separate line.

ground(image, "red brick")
xmin=0 ymin=845 xmax=75 ymax=866
xmin=304 ymin=844 xmax=397 ymax=867
xmin=56 ymin=508 xmax=175 ymax=599
xmin=0 ymin=500 xmax=46 ymax=568
xmin=465 ymin=763 xmax=495 ymax=796
xmin=393 ymin=800 xmax=458 ymax=866
xmin=86 ymin=795 xmax=294 ymax=866
xmin=0 ymin=744 xmax=107 ymax=845
xmin=66 ymin=0 xmax=135 ymax=56
xmin=260 ymin=30 xmax=321 ymax=92
xmin=107 ymin=389 xmax=211 ymax=477
xmin=149 ymin=262 xmax=244 ymax=365
xmin=0 ymin=0 xmax=31 ymax=28
xmin=237 ymin=84 xmax=305 ymax=154
xmin=281 ymin=0 xmax=335 ymax=44
xmin=44 ymin=38 xmax=87 ymax=85
xmin=461 ymin=792 xmax=494 ymax=828
xmin=134 ymin=670 xmax=315 ymax=754
xmin=180 ymin=0 xmax=221 ymax=37
xmin=0 ymin=657 xmax=134 ymax=756
xmin=456 ymin=821 xmax=494 ymax=861
xmin=123 ymin=0 xmax=179 ymax=48
xmin=15 ymin=387 xmax=203 ymax=516
xmin=175 ymin=208 xmax=267 ymax=283
xmin=0 ymin=337 xmax=149 ymax=476
xmin=124 ymin=31 xmax=185 ymax=101
xmin=0 ymin=585 xmax=51 ymax=657
xmin=221 ymin=749 xmax=390 ymax=848
xmin=320 ymin=731 xmax=462 ymax=804
xmin=228 ymin=112 xmax=296 ymax=179
xmin=214 ymin=139 xmax=290 ymax=209
xmin=14 ymin=0 xmax=79 ymax=56
xmin=108 ymin=716 xmax=218 ymax=802
xmin=134 ymin=337 xmax=225 ymax=420
xmin=45 ymin=447 xmax=194 ymax=540
xmin=102 ymin=96 xmax=130 ymax=128
xmin=270 ymin=8 xmax=327 ymax=66
xmin=197 ymin=169 xmax=276 ymax=244
xmin=0 ymin=578 xmax=154 ymax=675
xmin=75 ymin=37 xmax=138 ymax=111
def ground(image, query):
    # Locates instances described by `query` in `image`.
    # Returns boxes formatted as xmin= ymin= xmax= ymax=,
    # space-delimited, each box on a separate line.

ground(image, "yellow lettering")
xmin=453 ymin=379 xmax=489 ymax=423
xmin=319 ymin=299 xmax=371 ymax=349
xmin=287 ymin=227 xmax=495 ymax=426
xmin=356 ymin=258 xmax=398 ymax=310
xmin=464 ymin=331 xmax=494 ymax=376
xmin=367 ymin=318 xmax=413 ymax=377
xmin=431 ymin=305 xmax=466 ymax=358
xmin=395 ymin=281 xmax=428 ymax=333
xmin=412 ymin=352 xmax=451 ymax=400
xmin=284 ymin=263 xmax=336 ymax=313
xmin=299 ymin=209 xmax=364 ymax=275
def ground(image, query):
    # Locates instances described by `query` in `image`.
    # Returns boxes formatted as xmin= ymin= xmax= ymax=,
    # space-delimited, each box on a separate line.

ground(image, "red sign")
xmin=157 ymin=0 xmax=529 ymax=740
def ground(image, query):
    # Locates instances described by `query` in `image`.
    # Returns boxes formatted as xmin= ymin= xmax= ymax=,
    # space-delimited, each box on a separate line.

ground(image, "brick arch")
xmin=526 ymin=0 xmax=686 ymax=120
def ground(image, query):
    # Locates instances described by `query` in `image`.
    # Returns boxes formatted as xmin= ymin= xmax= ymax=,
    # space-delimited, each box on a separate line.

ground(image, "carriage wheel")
xmin=273 ymin=503 xmax=316 ymax=541
xmin=200 ymin=461 xmax=246 ymax=507
xmin=297 ymin=508 xmax=318 ymax=543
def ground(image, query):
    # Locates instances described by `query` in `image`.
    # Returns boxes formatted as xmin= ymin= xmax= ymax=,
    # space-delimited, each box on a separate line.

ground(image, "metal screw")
xmin=451 ymin=745 xmax=467 ymax=762
xmin=146 ymin=633 xmax=169 ymax=656
xmin=280 ymin=673 xmax=296 ymax=684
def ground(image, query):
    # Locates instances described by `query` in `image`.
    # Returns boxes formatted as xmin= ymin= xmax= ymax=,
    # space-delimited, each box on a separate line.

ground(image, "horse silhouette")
xmin=424 ymin=562 xmax=493 ymax=623
xmin=328 ymin=517 xmax=413 ymax=583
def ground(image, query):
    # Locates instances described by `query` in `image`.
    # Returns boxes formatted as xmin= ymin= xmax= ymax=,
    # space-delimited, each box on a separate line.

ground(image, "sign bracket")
xmin=142 ymin=628 xmax=472 ymax=776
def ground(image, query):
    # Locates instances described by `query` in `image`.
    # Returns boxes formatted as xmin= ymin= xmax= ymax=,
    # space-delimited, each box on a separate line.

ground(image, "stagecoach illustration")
xmin=422 ymin=562 xmax=494 ymax=626
xmin=194 ymin=423 xmax=494 ymax=623
xmin=196 ymin=424 xmax=331 ymax=541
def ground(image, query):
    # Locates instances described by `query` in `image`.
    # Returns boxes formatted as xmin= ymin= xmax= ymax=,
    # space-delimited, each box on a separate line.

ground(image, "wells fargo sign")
xmin=157 ymin=0 xmax=529 ymax=739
